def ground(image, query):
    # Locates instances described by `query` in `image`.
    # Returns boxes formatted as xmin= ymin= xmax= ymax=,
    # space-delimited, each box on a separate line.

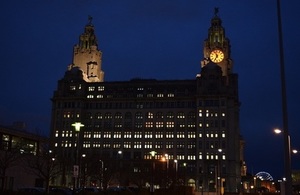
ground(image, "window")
xmin=98 ymin=86 xmax=105 ymax=91
xmin=145 ymin=122 xmax=153 ymax=128
xmin=103 ymin=132 xmax=111 ymax=138
xmin=70 ymin=85 xmax=76 ymax=90
xmin=166 ymin=121 xmax=174 ymax=128
xmin=134 ymin=132 xmax=142 ymax=138
xmin=135 ymin=112 xmax=143 ymax=119
xmin=88 ymin=86 xmax=95 ymax=91
xmin=134 ymin=142 xmax=142 ymax=148
xmin=145 ymin=132 xmax=152 ymax=138
xmin=177 ymin=112 xmax=185 ymax=119
xmin=155 ymin=132 xmax=163 ymax=138
xmin=147 ymin=112 xmax=154 ymax=119
xmin=124 ymin=142 xmax=131 ymax=148
xmin=124 ymin=132 xmax=131 ymax=138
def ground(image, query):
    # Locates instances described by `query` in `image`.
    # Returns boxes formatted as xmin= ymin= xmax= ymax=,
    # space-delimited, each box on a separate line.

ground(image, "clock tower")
xmin=69 ymin=16 xmax=105 ymax=82
xmin=201 ymin=8 xmax=233 ymax=77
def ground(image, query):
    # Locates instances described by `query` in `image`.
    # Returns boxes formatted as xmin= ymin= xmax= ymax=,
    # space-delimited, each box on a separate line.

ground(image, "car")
xmin=76 ymin=187 xmax=100 ymax=193
xmin=18 ymin=187 xmax=45 ymax=194
xmin=49 ymin=187 xmax=73 ymax=195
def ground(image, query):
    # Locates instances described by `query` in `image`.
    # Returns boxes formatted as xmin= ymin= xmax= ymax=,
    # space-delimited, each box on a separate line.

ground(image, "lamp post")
xmin=174 ymin=160 xmax=178 ymax=185
xmin=81 ymin=154 xmax=86 ymax=188
xmin=274 ymin=128 xmax=292 ymax=194
xmin=99 ymin=160 xmax=104 ymax=190
xmin=217 ymin=148 xmax=223 ymax=195
xmin=72 ymin=122 xmax=84 ymax=192
xmin=150 ymin=151 xmax=157 ymax=194
xmin=183 ymin=163 xmax=187 ymax=186
xmin=165 ymin=154 xmax=169 ymax=188
xmin=276 ymin=0 xmax=292 ymax=194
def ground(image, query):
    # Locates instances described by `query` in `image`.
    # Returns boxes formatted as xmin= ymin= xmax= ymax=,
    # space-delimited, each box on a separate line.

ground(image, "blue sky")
xmin=1 ymin=0 xmax=300 ymax=179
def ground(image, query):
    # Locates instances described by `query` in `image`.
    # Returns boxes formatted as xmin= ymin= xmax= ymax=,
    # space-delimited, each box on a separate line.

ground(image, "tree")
xmin=0 ymin=146 xmax=23 ymax=192
xmin=24 ymin=148 xmax=62 ymax=193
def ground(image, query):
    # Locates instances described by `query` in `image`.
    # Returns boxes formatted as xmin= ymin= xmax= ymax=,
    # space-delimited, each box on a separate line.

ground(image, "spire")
xmin=209 ymin=8 xmax=224 ymax=47
xmin=78 ymin=16 xmax=98 ymax=49
xmin=201 ymin=8 xmax=233 ymax=77
xmin=71 ymin=17 xmax=105 ymax=82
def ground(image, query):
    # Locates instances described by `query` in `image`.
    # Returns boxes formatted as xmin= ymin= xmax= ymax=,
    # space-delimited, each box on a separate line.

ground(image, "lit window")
xmin=145 ymin=132 xmax=152 ymax=138
xmin=88 ymin=86 xmax=95 ymax=91
xmin=147 ymin=112 xmax=154 ymax=119
xmin=156 ymin=112 xmax=164 ymax=119
xmin=157 ymin=93 xmax=164 ymax=97
xmin=177 ymin=112 xmax=185 ymax=119
xmin=145 ymin=122 xmax=153 ymax=128
xmin=166 ymin=141 xmax=174 ymax=148
xmin=166 ymin=132 xmax=174 ymax=138
xmin=115 ymin=113 xmax=122 ymax=119
xmin=166 ymin=121 xmax=174 ymax=128
xmin=124 ymin=132 xmax=131 ymax=138
xmin=103 ymin=132 xmax=111 ymax=138
xmin=98 ymin=86 xmax=105 ymax=91
xmin=70 ymin=85 xmax=76 ymax=90
xmin=84 ymin=132 xmax=91 ymax=138
xmin=87 ymin=95 xmax=94 ymax=98
xmin=155 ymin=132 xmax=163 ymax=138
xmin=134 ymin=132 xmax=142 ymax=138
xmin=187 ymin=132 xmax=195 ymax=138
xmin=199 ymin=152 xmax=202 ymax=160
xmin=222 ymin=132 xmax=226 ymax=138
xmin=97 ymin=95 xmax=103 ymax=98
xmin=177 ymin=132 xmax=185 ymax=138
xmin=134 ymin=142 xmax=142 ymax=148
xmin=166 ymin=112 xmax=174 ymax=118
xmin=135 ymin=112 xmax=143 ymax=119
xmin=93 ymin=132 xmax=101 ymax=138
xmin=188 ymin=155 xmax=196 ymax=160
xmin=124 ymin=142 xmax=131 ymax=148
xmin=145 ymin=142 xmax=152 ymax=148
xmin=155 ymin=122 xmax=164 ymax=128
xmin=96 ymin=113 xmax=102 ymax=119
xmin=114 ymin=132 xmax=121 ymax=138
xmin=167 ymin=93 xmax=174 ymax=97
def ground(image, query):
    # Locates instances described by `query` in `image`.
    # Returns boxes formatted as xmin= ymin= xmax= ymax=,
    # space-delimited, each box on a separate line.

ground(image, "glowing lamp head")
xmin=72 ymin=122 xmax=84 ymax=132
xmin=150 ymin=151 xmax=157 ymax=157
xmin=274 ymin=128 xmax=282 ymax=134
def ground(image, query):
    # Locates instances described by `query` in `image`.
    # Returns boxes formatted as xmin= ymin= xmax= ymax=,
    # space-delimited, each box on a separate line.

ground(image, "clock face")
xmin=209 ymin=49 xmax=224 ymax=63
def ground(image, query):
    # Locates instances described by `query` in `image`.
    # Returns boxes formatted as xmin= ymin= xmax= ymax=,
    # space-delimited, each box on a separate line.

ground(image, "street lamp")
xmin=99 ymin=160 xmax=104 ymax=190
xmin=217 ymin=149 xmax=222 ymax=195
xmin=275 ymin=0 xmax=292 ymax=194
xmin=174 ymin=159 xmax=178 ymax=185
xmin=81 ymin=154 xmax=86 ymax=188
xmin=165 ymin=154 xmax=169 ymax=188
xmin=150 ymin=151 xmax=157 ymax=193
xmin=274 ymin=128 xmax=292 ymax=194
xmin=72 ymin=122 xmax=84 ymax=191
xmin=183 ymin=163 xmax=187 ymax=186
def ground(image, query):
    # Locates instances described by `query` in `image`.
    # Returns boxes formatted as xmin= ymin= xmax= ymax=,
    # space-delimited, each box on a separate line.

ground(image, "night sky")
xmin=1 ymin=0 xmax=300 ymax=180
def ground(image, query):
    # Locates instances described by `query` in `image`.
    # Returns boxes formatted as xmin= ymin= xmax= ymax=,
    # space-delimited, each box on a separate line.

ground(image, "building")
xmin=50 ymin=9 xmax=245 ymax=193
xmin=0 ymin=123 xmax=48 ymax=191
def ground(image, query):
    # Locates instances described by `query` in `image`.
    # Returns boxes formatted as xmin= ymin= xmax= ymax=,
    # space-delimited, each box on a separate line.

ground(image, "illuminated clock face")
xmin=209 ymin=49 xmax=224 ymax=63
